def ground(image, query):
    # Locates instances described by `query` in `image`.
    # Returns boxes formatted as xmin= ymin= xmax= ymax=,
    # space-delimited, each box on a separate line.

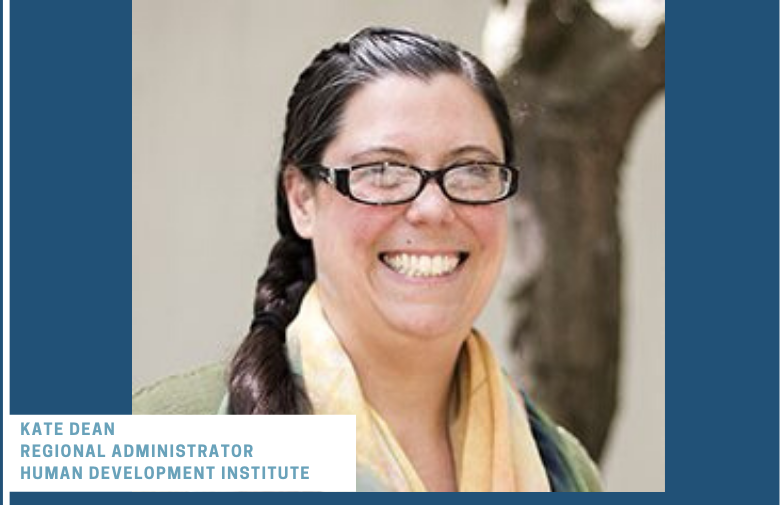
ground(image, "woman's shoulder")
xmin=132 ymin=363 xmax=226 ymax=415
xmin=523 ymin=394 xmax=603 ymax=492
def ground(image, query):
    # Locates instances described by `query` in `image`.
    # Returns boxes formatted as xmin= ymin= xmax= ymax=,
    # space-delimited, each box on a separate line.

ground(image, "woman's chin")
xmin=381 ymin=307 xmax=471 ymax=343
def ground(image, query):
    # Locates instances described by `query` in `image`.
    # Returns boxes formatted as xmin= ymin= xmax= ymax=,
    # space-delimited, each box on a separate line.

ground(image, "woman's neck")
xmin=336 ymin=325 xmax=466 ymax=492
xmin=342 ymin=325 xmax=464 ymax=424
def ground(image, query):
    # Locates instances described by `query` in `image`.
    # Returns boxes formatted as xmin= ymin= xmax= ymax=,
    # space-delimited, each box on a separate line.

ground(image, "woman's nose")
xmin=404 ymin=179 xmax=456 ymax=226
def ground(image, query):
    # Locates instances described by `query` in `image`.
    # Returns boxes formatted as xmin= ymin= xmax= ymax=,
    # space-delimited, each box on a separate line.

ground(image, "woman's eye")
xmin=366 ymin=164 xmax=388 ymax=175
xmin=372 ymin=166 xmax=402 ymax=186
xmin=352 ymin=164 xmax=405 ymax=188
xmin=462 ymin=163 xmax=494 ymax=180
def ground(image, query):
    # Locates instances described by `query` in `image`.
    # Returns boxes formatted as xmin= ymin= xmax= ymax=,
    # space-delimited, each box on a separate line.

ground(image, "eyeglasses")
xmin=308 ymin=161 xmax=520 ymax=206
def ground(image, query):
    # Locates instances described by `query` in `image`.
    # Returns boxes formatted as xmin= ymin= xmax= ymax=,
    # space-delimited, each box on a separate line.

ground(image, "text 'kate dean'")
xmin=22 ymin=422 xmax=114 ymax=436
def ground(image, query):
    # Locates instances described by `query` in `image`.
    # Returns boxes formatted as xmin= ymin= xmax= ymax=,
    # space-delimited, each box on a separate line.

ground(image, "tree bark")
xmin=494 ymin=0 xmax=664 ymax=460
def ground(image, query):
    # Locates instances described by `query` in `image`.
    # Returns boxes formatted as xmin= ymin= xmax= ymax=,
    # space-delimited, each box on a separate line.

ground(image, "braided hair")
xmin=228 ymin=27 xmax=515 ymax=414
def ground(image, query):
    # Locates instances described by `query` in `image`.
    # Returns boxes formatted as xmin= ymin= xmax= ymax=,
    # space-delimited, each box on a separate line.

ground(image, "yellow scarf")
xmin=286 ymin=285 xmax=551 ymax=492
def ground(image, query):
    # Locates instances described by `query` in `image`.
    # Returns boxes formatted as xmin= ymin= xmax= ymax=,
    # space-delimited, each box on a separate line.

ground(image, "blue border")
xmin=10 ymin=0 xmax=129 ymax=414
xmin=668 ymin=0 xmax=779 ymax=500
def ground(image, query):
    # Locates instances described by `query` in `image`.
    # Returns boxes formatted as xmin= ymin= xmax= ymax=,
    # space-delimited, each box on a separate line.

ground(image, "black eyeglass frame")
xmin=305 ymin=162 xmax=521 ymax=206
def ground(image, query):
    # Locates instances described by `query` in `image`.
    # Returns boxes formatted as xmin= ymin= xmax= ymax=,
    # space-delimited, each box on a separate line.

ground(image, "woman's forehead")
xmin=325 ymin=73 xmax=504 ymax=163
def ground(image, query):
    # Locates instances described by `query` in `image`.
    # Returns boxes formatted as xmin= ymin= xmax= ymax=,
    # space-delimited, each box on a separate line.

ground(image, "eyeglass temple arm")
xmin=314 ymin=166 xmax=355 ymax=197
xmin=314 ymin=166 xmax=337 ymax=184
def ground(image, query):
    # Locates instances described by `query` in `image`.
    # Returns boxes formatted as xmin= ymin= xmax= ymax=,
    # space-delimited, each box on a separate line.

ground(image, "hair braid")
xmin=227 ymin=44 xmax=345 ymax=415
xmin=229 ymin=233 xmax=314 ymax=414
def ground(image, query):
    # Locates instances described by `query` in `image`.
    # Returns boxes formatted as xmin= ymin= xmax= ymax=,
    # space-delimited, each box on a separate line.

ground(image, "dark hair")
xmin=228 ymin=27 xmax=515 ymax=414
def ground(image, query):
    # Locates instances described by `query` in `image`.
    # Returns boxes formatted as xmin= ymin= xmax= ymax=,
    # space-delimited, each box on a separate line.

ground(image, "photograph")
xmin=132 ymin=0 xmax=665 ymax=492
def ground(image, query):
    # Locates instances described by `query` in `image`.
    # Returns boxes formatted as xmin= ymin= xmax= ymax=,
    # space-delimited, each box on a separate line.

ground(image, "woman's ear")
xmin=284 ymin=166 xmax=317 ymax=239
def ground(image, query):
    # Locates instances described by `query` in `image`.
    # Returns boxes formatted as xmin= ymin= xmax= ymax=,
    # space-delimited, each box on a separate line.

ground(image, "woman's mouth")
xmin=379 ymin=251 xmax=468 ymax=278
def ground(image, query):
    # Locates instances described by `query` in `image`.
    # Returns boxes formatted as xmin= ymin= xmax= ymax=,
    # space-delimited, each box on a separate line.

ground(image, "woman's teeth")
xmin=381 ymin=253 xmax=463 ymax=278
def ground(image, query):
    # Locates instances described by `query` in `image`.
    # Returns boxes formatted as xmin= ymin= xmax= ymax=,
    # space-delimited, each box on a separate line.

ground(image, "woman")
xmin=226 ymin=27 xmax=601 ymax=492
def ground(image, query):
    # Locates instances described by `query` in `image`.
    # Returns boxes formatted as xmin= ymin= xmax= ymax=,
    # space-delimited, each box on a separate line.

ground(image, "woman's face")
xmin=288 ymin=73 xmax=508 ymax=347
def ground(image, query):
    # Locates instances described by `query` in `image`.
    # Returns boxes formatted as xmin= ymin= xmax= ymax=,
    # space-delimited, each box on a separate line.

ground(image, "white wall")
xmin=601 ymin=95 xmax=665 ymax=491
xmin=133 ymin=0 xmax=664 ymax=491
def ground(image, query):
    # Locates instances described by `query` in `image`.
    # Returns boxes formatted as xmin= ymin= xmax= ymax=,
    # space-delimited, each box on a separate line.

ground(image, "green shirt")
xmin=133 ymin=363 xmax=602 ymax=491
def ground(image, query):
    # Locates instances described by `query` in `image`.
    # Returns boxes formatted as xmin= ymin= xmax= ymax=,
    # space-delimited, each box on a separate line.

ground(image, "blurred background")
xmin=133 ymin=0 xmax=664 ymax=491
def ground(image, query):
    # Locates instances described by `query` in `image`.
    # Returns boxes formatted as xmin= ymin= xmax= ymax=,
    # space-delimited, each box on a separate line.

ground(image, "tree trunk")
xmin=493 ymin=0 xmax=664 ymax=460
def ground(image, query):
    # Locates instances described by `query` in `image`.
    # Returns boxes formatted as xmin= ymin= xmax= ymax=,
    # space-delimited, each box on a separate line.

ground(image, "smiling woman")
xmin=133 ymin=27 xmax=601 ymax=492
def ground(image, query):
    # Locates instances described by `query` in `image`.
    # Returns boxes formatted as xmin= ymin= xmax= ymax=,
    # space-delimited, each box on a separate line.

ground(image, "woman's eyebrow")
xmin=448 ymin=145 xmax=501 ymax=161
xmin=348 ymin=146 xmax=407 ymax=162
xmin=346 ymin=145 xmax=501 ymax=164
xmin=347 ymin=147 xmax=409 ymax=164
